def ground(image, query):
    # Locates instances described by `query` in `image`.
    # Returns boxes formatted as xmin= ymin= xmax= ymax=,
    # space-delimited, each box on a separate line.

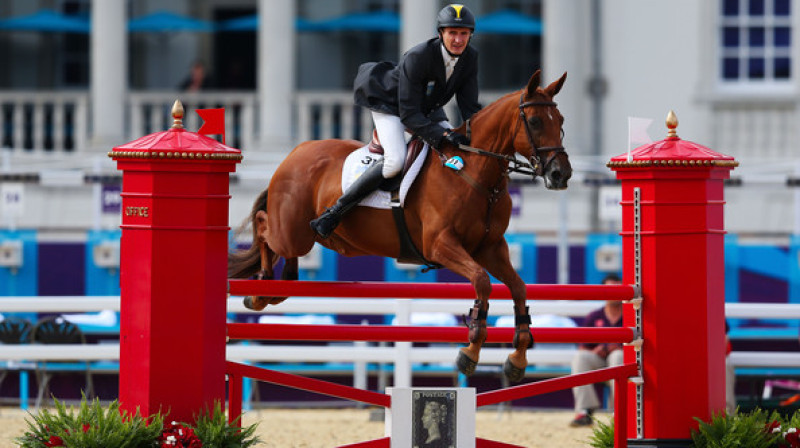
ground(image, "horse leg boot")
xmin=504 ymin=306 xmax=535 ymax=382
xmin=310 ymin=161 xmax=385 ymax=238
xmin=456 ymin=300 xmax=489 ymax=376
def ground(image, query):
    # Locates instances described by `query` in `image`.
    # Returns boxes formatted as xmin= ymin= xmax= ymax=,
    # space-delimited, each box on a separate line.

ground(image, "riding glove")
xmin=442 ymin=130 xmax=470 ymax=149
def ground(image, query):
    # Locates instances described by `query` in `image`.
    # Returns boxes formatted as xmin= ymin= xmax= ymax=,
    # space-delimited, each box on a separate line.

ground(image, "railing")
xmin=127 ymin=91 xmax=258 ymax=151
xmin=0 ymin=91 xmax=89 ymax=153
xmin=3 ymin=89 xmax=800 ymax=161
xmin=0 ymin=89 xmax=510 ymax=155
xmin=0 ymin=296 xmax=797 ymax=367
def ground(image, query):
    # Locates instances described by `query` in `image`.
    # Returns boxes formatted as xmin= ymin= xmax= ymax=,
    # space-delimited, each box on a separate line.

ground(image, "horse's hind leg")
xmin=243 ymin=210 xmax=288 ymax=310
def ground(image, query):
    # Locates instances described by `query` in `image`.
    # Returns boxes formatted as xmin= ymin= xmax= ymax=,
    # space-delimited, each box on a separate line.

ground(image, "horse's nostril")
xmin=550 ymin=170 xmax=562 ymax=182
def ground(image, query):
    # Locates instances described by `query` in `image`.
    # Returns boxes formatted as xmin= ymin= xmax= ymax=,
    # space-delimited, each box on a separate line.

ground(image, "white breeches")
xmin=371 ymin=111 xmax=406 ymax=178
xmin=371 ymin=111 xmax=452 ymax=178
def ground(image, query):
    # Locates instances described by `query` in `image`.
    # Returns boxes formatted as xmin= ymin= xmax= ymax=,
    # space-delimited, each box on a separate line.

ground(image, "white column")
xmin=90 ymin=0 xmax=127 ymax=150
xmin=542 ymin=0 xmax=591 ymax=156
xmin=258 ymin=0 xmax=295 ymax=153
xmin=401 ymin=0 xmax=438 ymax=54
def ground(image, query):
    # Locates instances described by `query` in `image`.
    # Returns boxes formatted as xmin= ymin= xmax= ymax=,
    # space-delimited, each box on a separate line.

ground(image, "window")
xmin=720 ymin=0 xmax=792 ymax=83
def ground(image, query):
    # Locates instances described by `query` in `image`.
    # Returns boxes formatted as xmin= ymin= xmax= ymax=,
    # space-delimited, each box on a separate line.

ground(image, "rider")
xmin=310 ymin=3 xmax=482 ymax=238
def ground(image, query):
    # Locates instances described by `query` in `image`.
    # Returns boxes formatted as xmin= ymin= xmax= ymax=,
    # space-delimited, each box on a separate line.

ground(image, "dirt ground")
xmin=0 ymin=406 xmax=602 ymax=447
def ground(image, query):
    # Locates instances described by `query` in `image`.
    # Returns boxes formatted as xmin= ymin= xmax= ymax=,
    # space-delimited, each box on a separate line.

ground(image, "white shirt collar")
xmin=441 ymin=44 xmax=459 ymax=64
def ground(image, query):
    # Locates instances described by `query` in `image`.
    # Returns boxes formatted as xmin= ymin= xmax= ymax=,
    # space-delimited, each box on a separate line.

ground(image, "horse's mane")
xmin=465 ymin=89 xmax=524 ymax=153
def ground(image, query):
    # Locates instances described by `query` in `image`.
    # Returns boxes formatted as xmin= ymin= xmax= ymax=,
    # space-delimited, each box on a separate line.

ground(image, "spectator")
xmin=179 ymin=60 xmax=213 ymax=92
xmin=569 ymin=273 xmax=624 ymax=427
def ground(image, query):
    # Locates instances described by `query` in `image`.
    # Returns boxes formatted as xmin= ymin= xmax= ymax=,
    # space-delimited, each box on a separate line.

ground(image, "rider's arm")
xmin=397 ymin=48 xmax=450 ymax=148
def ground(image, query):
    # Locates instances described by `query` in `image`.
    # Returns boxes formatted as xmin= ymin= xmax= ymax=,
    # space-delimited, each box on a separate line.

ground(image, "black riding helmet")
xmin=436 ymin=4 xmax=476 ymax=31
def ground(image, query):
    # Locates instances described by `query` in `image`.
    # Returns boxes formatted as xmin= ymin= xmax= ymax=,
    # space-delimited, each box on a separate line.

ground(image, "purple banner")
xmin=102 ymin=184 xmax=122 ymax=214
xmin=509 ymin=185 xmax=522 ymax=217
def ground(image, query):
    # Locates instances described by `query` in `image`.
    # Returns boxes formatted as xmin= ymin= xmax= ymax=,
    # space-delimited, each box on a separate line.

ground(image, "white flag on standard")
xmin=627 ymin=116 xmax=653 ymax=162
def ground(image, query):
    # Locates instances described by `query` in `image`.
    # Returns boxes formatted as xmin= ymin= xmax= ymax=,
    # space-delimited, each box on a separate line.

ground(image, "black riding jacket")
xmin=353 ymin=37 xmax=482 ymax=148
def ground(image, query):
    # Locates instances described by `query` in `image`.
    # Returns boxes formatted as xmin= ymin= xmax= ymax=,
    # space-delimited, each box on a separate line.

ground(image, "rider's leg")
xmin=373 ymin=111 xmax=407 ymax=179
xmin=310 ymin=111 xmax=406 ymax=238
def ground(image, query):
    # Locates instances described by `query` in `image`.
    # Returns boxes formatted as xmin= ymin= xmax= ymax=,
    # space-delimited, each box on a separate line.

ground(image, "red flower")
xmin=82 ymin=423 xmax=91 ymax=433
xmin=44 ymin=435 xmax=64 ymax=447
xmin=766 ymin=420 xmax=782 ymax=433
xmin=785 ymin=429 xmax=799 ymax=448
xmin=159 ymin=421 xmax=203 ymax=447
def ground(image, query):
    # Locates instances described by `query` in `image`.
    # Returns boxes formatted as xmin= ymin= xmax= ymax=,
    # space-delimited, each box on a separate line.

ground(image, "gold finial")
xmin=171 ymin=100 xmax=184 ymax=129
xmin=666 ymin=110 xmax=678 ymax=138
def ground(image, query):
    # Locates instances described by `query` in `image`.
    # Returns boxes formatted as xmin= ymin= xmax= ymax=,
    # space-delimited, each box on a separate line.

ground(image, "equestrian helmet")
xmin=437 ymin=4 xmax=475 ymax=31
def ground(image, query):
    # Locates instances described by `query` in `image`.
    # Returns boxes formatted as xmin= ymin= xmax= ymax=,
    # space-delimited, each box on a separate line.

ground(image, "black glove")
xmin=442 ymin=130 xmax=470 ymax=149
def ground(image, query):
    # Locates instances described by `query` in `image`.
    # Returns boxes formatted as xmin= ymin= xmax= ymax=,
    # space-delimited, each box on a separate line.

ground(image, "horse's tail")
xmin=228 ymin=188 xmax=268 ymax=279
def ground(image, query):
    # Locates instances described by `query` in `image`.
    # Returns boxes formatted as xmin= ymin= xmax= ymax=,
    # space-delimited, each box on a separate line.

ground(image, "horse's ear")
xmin=526 ymin=70 xmax=542 ymax=97
xmin=544 ymin=72 xmax=568 ymax=98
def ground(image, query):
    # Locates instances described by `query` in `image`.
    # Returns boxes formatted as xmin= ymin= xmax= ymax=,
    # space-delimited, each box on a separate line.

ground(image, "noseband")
xmin=516 ymin=93 xmax=566 ymax=177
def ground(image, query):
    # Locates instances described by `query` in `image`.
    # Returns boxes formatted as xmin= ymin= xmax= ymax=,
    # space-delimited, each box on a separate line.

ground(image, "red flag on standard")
xmin=197 ymin=108 xmax=226 ymax=145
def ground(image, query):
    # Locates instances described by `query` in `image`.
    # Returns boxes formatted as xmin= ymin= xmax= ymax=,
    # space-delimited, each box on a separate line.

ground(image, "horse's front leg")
xmin=475 ymin=241 xmax=534 ymax=382
xmin=428 ymin=233 xmax=492 ymax=376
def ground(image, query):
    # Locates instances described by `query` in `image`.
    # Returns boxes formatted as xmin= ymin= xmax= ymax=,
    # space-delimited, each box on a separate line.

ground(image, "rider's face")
xmin=440 ymin=27 xmax=472 ymax=55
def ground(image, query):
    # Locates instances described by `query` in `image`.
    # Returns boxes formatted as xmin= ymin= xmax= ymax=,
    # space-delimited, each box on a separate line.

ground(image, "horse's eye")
xmin=528 ymin=116 xmax=542 ymax=129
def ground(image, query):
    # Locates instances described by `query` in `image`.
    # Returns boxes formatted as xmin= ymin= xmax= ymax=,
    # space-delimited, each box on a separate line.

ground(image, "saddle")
xmin=368 ymin=130 xmax=426 ymax=192
xmin=368 ymin=130 xmax=442 ymax=271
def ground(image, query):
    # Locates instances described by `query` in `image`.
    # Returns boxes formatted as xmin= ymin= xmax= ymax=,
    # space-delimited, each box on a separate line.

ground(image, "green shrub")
xmin=192 ymin=403 xmax=261 ymax=448
xmin=586 ymin=408 xmax=800 ymax=448
xmin=15 ymin=396 xmax=163 ymax=448
xmin=14 ymin=396 xmax=261 ymax=448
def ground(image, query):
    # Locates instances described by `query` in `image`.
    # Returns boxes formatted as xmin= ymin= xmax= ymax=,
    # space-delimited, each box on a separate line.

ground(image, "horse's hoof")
xmin=243 ymin=296 xmax=256 ymax=310
xmin=503 ymin=358 xmax=526 ymax=383
xmin=456 ymin=351 xmax=478 ymax=377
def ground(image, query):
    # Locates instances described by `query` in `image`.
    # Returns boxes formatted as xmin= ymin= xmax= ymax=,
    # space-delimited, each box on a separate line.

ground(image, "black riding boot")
xmin=310 ymin=161 xmax=385 ymax=238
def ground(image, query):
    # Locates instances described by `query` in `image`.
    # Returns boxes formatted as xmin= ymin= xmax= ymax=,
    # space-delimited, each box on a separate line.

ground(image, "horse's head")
xmin=514 ymin=70 xmax=572 ymax=190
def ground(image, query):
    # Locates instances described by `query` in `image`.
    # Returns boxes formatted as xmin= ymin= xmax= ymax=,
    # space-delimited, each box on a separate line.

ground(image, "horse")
xmin=229 ymin=69 xmax=571 ymax=382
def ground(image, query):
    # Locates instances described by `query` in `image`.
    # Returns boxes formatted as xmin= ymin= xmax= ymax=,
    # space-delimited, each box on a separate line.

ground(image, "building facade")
xmin=0 ymin=0 xmax=798 ymax=236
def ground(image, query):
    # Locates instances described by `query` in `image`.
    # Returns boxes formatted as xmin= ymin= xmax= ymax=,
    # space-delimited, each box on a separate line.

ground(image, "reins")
xmin=431 ymin=92 xmax=567 ymax=234
xmin=455 ymin=93 xmax=566 ymax=179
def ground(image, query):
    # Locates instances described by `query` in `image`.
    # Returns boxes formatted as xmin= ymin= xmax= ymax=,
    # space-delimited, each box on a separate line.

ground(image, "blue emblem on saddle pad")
xmin=444 ymin=156 xmax=464 ymax=171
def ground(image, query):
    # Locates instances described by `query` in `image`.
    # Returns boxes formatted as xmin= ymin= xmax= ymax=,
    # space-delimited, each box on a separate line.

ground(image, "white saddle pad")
xmin=341 ymin=143 xmax=429 ymax=209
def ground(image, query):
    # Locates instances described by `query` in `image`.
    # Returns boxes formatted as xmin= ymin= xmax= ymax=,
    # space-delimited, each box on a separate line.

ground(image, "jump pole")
xmin=609 ymin=111 xmax=737 ymax=446
xmin=109 ymin=101 xmax=241 ymax=423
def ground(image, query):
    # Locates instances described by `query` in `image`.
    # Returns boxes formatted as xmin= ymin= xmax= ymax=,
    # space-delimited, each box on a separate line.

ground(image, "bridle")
xmin=515 ymin=92 xmax=567 ymax=177
xmin=433 ymin=93 xmax=567 ymax=235
xmin=455 ymin=93 xmax=566 ymax=179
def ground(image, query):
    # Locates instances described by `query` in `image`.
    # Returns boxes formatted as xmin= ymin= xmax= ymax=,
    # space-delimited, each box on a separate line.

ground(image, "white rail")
xmin=2 ymin=296 xmax=800 ymax=319
xmin=0 ymin=298 xmax=797 ymax=368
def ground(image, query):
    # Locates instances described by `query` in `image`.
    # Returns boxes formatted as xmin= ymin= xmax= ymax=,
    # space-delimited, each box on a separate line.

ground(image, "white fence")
xmin=0 ymin=90 xmax=511 ymax=154
xmin=0 ymin=297 xmax=797 ymax=370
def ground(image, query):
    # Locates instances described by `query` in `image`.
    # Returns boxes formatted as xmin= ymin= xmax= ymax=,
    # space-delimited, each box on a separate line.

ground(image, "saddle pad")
xmin=341 ymin=143 xmax=429 ymax=209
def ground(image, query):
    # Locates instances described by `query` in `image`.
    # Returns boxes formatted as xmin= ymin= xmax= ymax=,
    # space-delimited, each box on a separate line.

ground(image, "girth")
xmin=390 ymin=190 xmax=442 ymax=272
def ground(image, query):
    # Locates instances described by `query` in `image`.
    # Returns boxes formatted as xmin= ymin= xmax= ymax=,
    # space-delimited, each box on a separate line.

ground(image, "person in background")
xmin=569 ymin=273 xmax=624 ymax=427
xmin=179 ymin=60 xmax=213 ymax=92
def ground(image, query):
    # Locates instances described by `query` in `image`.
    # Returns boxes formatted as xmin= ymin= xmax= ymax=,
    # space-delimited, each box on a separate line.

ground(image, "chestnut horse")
xmin=229 ymin=70 xmax=571 ymax=382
